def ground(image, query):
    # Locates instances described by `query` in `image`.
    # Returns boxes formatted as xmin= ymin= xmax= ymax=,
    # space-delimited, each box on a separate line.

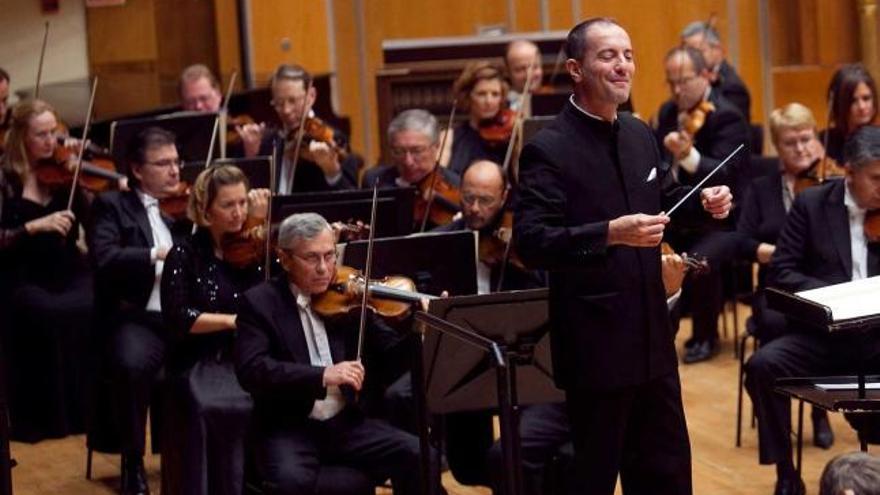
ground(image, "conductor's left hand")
xmin=700 ymin=185 xmax=732 ymax=220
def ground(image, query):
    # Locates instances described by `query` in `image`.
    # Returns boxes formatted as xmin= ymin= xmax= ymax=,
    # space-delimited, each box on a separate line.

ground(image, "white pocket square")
xmin=645 ymin=167 xmax=657 ymax=182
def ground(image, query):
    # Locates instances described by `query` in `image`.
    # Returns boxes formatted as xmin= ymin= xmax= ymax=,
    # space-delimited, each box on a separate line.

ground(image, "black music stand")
xmin=179 ymin=157 xmax=273 ymax=190
xmin=274 ymin=188 xmax=415 ymax=240
xmin=414 ymin=289 xmax=561 ymax=495
xmin=109 ymin=111 xmax=218 ymax=171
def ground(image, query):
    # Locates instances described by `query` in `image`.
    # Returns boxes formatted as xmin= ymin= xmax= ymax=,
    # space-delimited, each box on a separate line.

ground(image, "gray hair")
xmin=681 ymin=21 xmax=721 ymax=46
xmin=387 ymin=109 xmax=439 ymax=144
xmin=665 ymin=45 xmax=709 ymax=75
xmin=844 ymin=125 xmax=880 ymax=171
xmin=277 ymin=213 xmax=332 ymax=250
xmin=820 ymin=452 xmax=880 ymax=495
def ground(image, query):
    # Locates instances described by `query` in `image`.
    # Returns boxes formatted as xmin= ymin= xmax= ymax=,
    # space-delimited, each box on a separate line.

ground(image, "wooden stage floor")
xmin=8 ymin=305 xmax=865 ymax=494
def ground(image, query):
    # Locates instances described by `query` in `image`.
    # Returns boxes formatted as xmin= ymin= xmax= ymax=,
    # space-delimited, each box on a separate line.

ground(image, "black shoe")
xmin=774 ymin=477 xmax=805 ymax=495
xmin=121 ymin=455 xmax=150 ymax=495
xmin=682 ymin=340 xmax=720 ymax=364
xmin=812 ymin=410 xmax=835 ymax=449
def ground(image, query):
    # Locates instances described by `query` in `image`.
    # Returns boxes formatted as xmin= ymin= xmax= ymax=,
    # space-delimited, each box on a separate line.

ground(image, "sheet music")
xmin=796 ymin=276 xmax=880 ymax=321
xmin=815 ymin=382 xmax=880 ymax=391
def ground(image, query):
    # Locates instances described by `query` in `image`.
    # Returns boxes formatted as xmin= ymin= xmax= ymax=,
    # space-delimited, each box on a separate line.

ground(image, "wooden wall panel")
xmin=513 ymin=0 xmax=543 ymax=32
xmin=736 ymin=0 xmax=764 ymax=133
xmin=213 ymin=0 xmax=242 ymax=86
xmin=86 ymin=0 xmax=158 ymax=64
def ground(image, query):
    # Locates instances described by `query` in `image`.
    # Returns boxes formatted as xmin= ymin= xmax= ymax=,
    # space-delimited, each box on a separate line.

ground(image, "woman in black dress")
xmin=0 ymin=99 xmax=92 ymax=442
xmin=820 ymin=64 xmax=877 ymax=163
xmin=445 ymin=60 xmax=511 ymax=175
xmin=160 ymin=164 xmax=269 ymax=495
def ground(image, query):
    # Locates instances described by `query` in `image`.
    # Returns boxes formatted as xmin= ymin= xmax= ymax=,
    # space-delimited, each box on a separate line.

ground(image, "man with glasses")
xmin=88 ymin=127 xmax=191 ymax=495
xmin=257 ymin=64 xmax=358 ymax=193
xmin=653 ymin=45 xmax=750 ymax=365
xmin=234 ymin=212 xmax=434 ymax=495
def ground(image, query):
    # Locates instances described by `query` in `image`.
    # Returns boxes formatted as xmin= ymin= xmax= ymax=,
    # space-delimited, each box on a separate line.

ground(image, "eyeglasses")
xmin=145 ymin=158 xmax=182 ymax=168
xmin=271 ymin=96 xmax=307 ymax=110
xmin=389 ymin=145 xmax=432 ymax=159
xmin=461 ymin=193 xmax=499 ymax=207
xmin=289 ymin=250 xmax=337 ymax=267
xmin=666 ymin=74 xmax=700 ymax=89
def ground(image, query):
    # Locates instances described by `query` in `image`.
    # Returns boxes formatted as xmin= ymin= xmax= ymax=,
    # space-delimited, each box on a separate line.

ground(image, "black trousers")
xmin=253 ymin=408 xmax=427 ymax=495
xmin=565 ymin=372 xmax=692 ymax=495
xmin=487 ymin=402 xmax=573 ymax=495
xmin=744 ymin=331 xmax=880 ymax=465
xmin=108 ymin=310 xmax=166 ymax=457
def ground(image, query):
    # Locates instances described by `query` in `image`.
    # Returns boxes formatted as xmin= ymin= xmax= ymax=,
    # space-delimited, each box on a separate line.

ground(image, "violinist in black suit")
xmin=680 ymin=21 xmax=751 ymax=123
xmin=258 ymin=64 xmax=358 ymax=193
xmin=515 ymin=18 xmax=731 ymax=495
xmin=234 ymin=212 xmax=432 ymax=495
xmin=88 ymin=127 xmax=191 ymax=495
xmin=654 ymin=45 xmax=750 ymax=364
xmin=745 ymin=125 xmax=880 ymax=495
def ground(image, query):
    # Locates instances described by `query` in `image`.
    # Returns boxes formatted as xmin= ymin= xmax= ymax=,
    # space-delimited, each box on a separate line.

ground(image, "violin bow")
xmin=34 ymin=22 xmax=49 ymax=100
xmin=264 ymin=133 xmax=278 ymax=282
xmin=66 ymin=77 xmax=99 ymax=211
xmin=286 ymin=77 xmax=315 ymax=194
xmin=219 ymin=71 xmax=238 ymax=159
xmin=818 ymin=90 xmax=835 ymax=182
xmin=418 ymin=100 xmax=457 ymax=233
xmin=356 ymin=184 xmax=380 ymax=361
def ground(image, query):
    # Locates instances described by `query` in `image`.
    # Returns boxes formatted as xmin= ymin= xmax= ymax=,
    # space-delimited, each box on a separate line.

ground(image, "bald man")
xmin=504 ymin=40 xmax=544 ymax=112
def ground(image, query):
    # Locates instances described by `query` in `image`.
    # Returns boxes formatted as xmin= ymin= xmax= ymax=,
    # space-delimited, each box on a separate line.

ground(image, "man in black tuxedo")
xmin=745 ymin=125 xmax=880 ymax=495
xmin=363 ymin=108 xmax=459 ymax=190
xmin=259 ymin=64 xmax=358 ymax=193
xmin=234 ymin=212 xmax=431 ymax=495
xmin=680 ymin=21 xmax=751 ymax=123
xmin=655 ymin=45 xmax=751 ymax=363
xmin=514 ymin=17 xmax=732 ymax=495
xmin=88 ymin=127 xmax=191 ymax=495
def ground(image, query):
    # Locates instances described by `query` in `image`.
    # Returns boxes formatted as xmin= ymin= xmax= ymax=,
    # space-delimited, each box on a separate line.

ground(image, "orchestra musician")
xmin=504 ymin=40 xmax=544 ymax=113
xmin=655 ymin=44 xmax=750 ymax=364
xmin=0 ymin=99 xmax=93 ymax=443
xmin=88 ymin=126 xmax=191 ymax=495
xmin=158 ymin=165 xmax=269 ymax=495
xmin=745 ymin=125 xmax=880 ymax=495
xmin=445 ymin=61 xmax=511 ymax=175
xmin=258 ymin=64 xmax=359 ymax=194
xmin=514 ymin=17 xmax=732 ymax=495
xmin=234 ymin=212 xmax=432 ymax=495
xmin=821 ymin=64 xmax=878 ymax=164
xmin=0 ymin=68 xmax=10 ymax=155
xmin=178 ymin=64 xmax=264 ymax=158
xmin=680 ymin=20 xmax=752 ymax=123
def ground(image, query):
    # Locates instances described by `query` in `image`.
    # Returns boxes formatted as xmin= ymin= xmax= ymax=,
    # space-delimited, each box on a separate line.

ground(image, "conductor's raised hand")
xmin=323 ymin=360 xmax=365 ymax=391
xmin=607 ymin=213 xmax=669 ymax=247
xmin=700 ymin=185 xmax=732 ymax=219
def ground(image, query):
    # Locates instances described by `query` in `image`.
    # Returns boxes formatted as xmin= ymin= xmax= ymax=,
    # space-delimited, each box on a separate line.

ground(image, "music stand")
xmin=414 ymin=289 xmax=561 ymax=495
xmin=109 ymin=111 xmax=218 ymax=172
xmin=273 ymin=188 xmax=415 ymax=239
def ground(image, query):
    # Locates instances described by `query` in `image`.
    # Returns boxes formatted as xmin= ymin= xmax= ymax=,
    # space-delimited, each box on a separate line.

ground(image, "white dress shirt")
xmin=844 ymin=181 xmax=869 ymax=281
xmin=138 ymin=190 xmax=174 ymax=312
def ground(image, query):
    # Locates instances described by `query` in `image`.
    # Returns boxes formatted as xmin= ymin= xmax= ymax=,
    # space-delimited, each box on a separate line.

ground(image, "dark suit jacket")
xmin=362 ymin=164 xmax=460 ymax=190
xmin=514 ymin=101 xmax=710 ymax=390
xmin=234 ymin=277 xmax=407 ymax=430
xmin=655 ymin=92 xmax=751 ymax=200
xmin=88 ymin=189 xmax=191 ymax=320
xmin=735 ymin=172 xmax=787 ymax=265
xmin=715 ymin=60 xmax=751 ymax=124
xmin=769 ymin=179 xmax=854 ymax=292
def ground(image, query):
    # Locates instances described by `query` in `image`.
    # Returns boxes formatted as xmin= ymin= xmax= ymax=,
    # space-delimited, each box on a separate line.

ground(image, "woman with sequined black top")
xmin=159 ymin=164 xmax=269 ymax=495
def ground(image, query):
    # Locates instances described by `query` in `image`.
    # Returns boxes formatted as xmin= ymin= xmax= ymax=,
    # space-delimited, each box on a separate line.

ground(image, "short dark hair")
xmin=564 ymin=17 xmax=621 ymax=61
xmin=819 ymin=452 xmax=880 ymax=495
xmin=828 ymin=64 xmax=878 ymax=135
xmin=664 ymin=45 xmax=709 ymax=74
xmin=126 ymin=127 xmax=178 ymax=182
xmin=0 ymin=67 xmax=9 ymax=84
xmin=843 ymin=125 xmax=880 ymax=170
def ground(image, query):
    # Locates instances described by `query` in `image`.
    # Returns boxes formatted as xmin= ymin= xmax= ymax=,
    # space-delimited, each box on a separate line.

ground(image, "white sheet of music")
xmin=796 ymin=275 xmax=880 ymax=322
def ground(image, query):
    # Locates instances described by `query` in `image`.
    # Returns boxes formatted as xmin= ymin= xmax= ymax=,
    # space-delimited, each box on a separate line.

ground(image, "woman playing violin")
xmin=159 ymin=164 xmax=268 ymax=495
xmin=445 ymin=61 xmax=512 ymax=175
xmin=0 ymin=98 xmax=93 ymax=441
xmin=821 ymin=64 xmax=878 ymax=164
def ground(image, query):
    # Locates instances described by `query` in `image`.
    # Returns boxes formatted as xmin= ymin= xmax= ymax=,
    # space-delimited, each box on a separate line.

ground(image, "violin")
xmin=678 ymin=100 xmax=715 ymax=136
xmin=793 ymin=156 xmax=848 ymax=195
xmin=225 ymin=114 xmax=257 ymax=146
xmin=311 ymin=265 xmax=436 ymax=322
xmin=478 ymin=211 xmax=525 ymax=271
xmin=661 ymin=242 xmax=710 ymax=275
xmin=35 ymin=139 xmax=125 ymax=192
xmin=414 ymin=168 xmax=461 ymax=228
xmin=158 ymin=181 xmax=192 ymax=220
xmin=865 ymin=210 xmax=880 ymax=243
xmin=287 ymin=116 xmax=349 ymax=160
xmin=477 ymin=108 xmax=516 ymax=146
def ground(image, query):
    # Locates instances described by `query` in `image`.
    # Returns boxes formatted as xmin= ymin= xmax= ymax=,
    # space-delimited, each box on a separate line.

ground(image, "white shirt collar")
xmin=569 ymin=95 xmax=617 ymax=123
xmin=136 ymin=189 xmax=159 ymax=208
xmin=288 ymin=282 xmax=312 ymax=309
xmin=844 ymin=180 xmax=866 ymax=216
